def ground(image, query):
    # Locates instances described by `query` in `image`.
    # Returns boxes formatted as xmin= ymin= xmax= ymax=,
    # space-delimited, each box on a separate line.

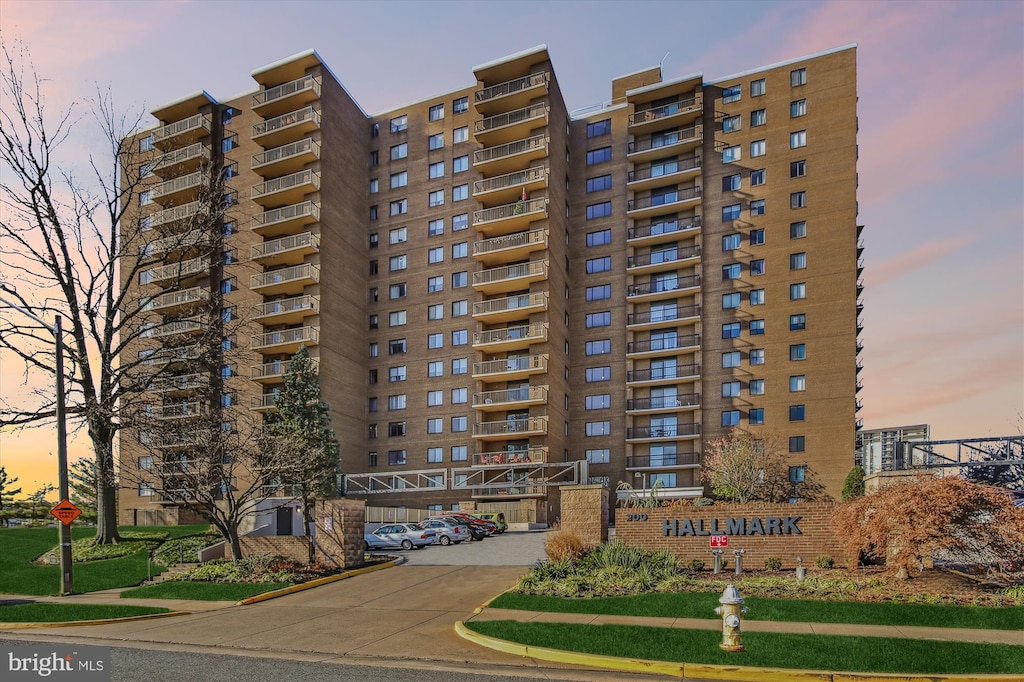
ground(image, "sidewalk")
xmin=0 ymin=589 xmax=235 ymax=614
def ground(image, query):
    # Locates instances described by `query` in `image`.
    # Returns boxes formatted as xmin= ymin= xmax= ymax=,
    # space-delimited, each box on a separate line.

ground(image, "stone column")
xmin=558 ymin=484 xmax=609 ymax=545
xmin=316 ymin=498 xmax=366 ymax=569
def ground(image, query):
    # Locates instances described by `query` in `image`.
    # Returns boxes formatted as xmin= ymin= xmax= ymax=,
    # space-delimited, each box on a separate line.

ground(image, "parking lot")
xmin=369 ymin=529 xmax=549 ymax=566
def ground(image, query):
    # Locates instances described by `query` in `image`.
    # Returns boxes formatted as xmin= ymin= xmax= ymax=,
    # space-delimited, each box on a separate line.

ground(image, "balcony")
xmin=472 ymin=485 xmax=546 ymax=499
xmin=250 ymin=231 xmax=319 ymax=266
xmin=627 ymin=363 xmax=701 ymax=385
xmin=251 ymin=294 xmax=320 ymax=324
xmin=473 ymin=228 xmax=548 ymax=266
xmin=627 ymin=332 xmax=701 ymax=356
xmin=148 ymin=229 xmax=208 ymax=258
xmin=251 ymin=200 xmax=320 ymax=238
xmin=149 ymin=373 xmax=207 ymax=395
xmin=251 ymin=393 xmax=279 ymax=412
xmin=250 ymin=326 xmax=319 ymax=353
xmin=142 ymin=256 xmax=210 ymax=286
xmin=252 ymin=74 xmax=321 ymax=118
xmin=473 ymin=321 xmax=548 ymax=352
xmin=473 ymin=291 xmax=548 ymax=323
xmin=143 ymin=286 xmax=209 ymax=314
xmin=473 ymin=446 xmax=547 ymax=467
xmin=626 ymin=451 xmax=701 ymax=469
xmin=627 ymin=125 xmax=703 ymax=161
xmin=627 ymin=186 xmax=701 ymax=219
xmin=473 ymin=354 xmax=548 ymax=382
xmin=252 ymin=106 xmax=320 ymax=148
xmin=628 ymin=245 xmax=701 ymax=274
xmin=251 ymin=357 xmax=319 ymax=383
xmin=251 ymin=138 xmax=321 ymax=177
xmin=628 ymin=95 xmax=703 ymax=132
xmin=475 ymin=102 xmax=548 ymax=145
xmin=626 ymin=422 xmax=701 ymax=442
xmin=628 ymin=215 xmax=702 ymax=246
xmin=473 ymin=134 xmax=547 ymax=176
xmin=149 ymin=169 xmax=203 ymax=204
xmin=472 ymin=260 xmax=548 ymax=295
xmin=627 ymin=155 xmax=702 ymax=191
xmin=139 ymin=344 xmax=203 ymax=368
xmin=149 ymin=401 xmax=206 ymax=421
xmin=474 ymin=72 xmax=548 ymax=114
xmin=472 ymin=416 xmax=549 ymax=441
xmin=149 ymin=200 xmax=204 ymax=231
xmin=627 ymin=306 xmax=702 ymax=329
xmin=152 ymin=114 xmax=212 ymax=151
xmin=473 ymin=385 xmax=548 ymax=411
xmin=250 ymin=263 xmax=319 ymax=296
xmin=626 ymin=393 xmax=701 ymax=413
xmin=627 ymin=274 xmax=701 ymax=301
xmin=473 ymin=165 xmax=547 ymax=204
xmin=251 ymin=169 xmax=320 ymax=208
xmin=152 ymin=143 xmax=210 ymax=178
xmin=473 ymin=197 xmax=547 ymax=237
xmin=148 ymin=316 xmax=205 ymax=340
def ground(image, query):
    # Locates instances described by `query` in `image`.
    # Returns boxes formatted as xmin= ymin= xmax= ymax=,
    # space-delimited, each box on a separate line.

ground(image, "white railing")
xmin=251 ymin=294 xmax=320 ymax=319
xmin=473 ymin=322 xmax=547 ymax=346
xmin=152 ymin=114 xmax=211 ymax=145
xmin=143 ymin=256 xmax=210 ymax=283
xmin=252 ymin=106 xmax=320 ymax=138
xmin=475 ymin=72 xmax=548 ymax=103
xmin=475 ymin=102 xmax=547 ymax=133
xmin=474 ymin=228 xmax=547 ymax=256
xmin=473 ymin=354 xmax=547 ymax=376
xmin=473 ymin=197 xmax=546 ymax=225
xmin=474 ymin=385 xmax=548 ymax=405
xmin=154 ymin=143 xmax=210 ymax=172
xmin=149 ymin=201 xmax=203 ymax=229
xmin=251 ymin=170 xmax=320 ymax=199
xmin=251 ymin=138 xmax=320 ymax=169
xmin=473 ymin=292 xmax=547 ymax=316
xmin=473 ymin=134 xmax=546 ymax=165
xmin=250 ymin=232 xmax=319 ymax=260
xmin=473 ymin=416 xmax=548 ymax=437
xmin=473 ymin=166 xmax=546 ymax=195
xmin=250 ymin=263 xmax=319 ymax=289
xmin=142 ymin=286 xmax=209 ymax=311
xmin=473 ymin=260 xmax=547 ymax=286
xmin=252 ymin=75 xmax=321 ymax=107
xmin=250 ymin=326 xmax=319 ymax=350
xmin=252 ymin=200 xmax=320 ymax=230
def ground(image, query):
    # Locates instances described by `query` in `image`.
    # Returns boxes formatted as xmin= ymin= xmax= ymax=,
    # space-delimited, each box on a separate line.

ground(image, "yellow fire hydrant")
xmin=714 ymin=584 xmax=748 ymax=651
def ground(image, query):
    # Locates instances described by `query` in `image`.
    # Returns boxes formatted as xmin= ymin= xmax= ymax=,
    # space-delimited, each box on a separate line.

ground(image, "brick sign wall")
xmin=615 ymin=502 xmax=845 ymax=569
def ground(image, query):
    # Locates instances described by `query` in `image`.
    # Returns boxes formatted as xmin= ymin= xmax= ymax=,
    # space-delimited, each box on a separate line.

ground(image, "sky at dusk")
xmin=1 ymin=0 xmax=1022 ymax=495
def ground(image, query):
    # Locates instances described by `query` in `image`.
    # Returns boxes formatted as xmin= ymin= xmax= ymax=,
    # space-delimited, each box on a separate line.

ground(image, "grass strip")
xmin=491 ymin=591 xmax=1024 ymax=630
xmin=120 ymin=582 xmax=290 ymax=601
xmin=465 ymin=621 xmax=1024 ymax=675
xmin=0 ymin=603 xmax=169 ymax=623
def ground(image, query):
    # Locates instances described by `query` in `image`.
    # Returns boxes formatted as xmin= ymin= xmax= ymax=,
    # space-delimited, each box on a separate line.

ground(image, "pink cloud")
xmin=867 ymin=234 xmax=975 ymax=287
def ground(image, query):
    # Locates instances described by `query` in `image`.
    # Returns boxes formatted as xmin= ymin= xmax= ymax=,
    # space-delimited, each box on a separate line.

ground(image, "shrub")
xmin=764 ymin=556 xmax=783 ymax=571
xmin=685 ymin=558 xmax=705 ymax=571
xmin=1002 ymin=586 xmax=1024 ymax=599
xmin=153 ymin=534 xmax=219 ymax=566
xmin=841 ymin=466 xmax=865 ymax=501
xmin=815 ymin=555 xmax=835 ymax=569
xmin=546 ymin=528 xmax=588 ymax=562
xmin=694 ymin=497 xmax=715 ymax=507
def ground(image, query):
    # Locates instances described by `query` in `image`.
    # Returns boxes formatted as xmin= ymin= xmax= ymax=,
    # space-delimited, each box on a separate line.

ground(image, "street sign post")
xmin=710 ymin=534 xmax=729 ymax=548
xmin=50 ymin=499 xmax=82 ymax=526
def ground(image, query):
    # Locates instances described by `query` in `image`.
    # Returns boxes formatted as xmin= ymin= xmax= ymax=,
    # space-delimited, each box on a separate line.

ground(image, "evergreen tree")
xmin=841 ymin=466 xmax=866 ymax=501
xmin=0 ymin=466 xmax=23 ymax=527
xmin=68 ymin=457 xmax=99 ymax=522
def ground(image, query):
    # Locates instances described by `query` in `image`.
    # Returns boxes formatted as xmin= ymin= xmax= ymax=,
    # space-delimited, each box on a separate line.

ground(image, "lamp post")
xmin=0 ymin=296 xmax=73 ymax=594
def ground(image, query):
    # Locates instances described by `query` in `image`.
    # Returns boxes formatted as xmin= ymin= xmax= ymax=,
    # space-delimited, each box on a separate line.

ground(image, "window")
xmin=453 ymin=96 xmax=469 ymax=114
xmin=722 ymin=85 xmax=741 ymax=103
xmin=388 ymin=450 xmax=407 ymax=465
xmin=721 ymin=410 xmax=741 ymax=427
xmin=452 ymin=242 xmax=468 ymax=259
xmin=586 ymin=201 xmax=612 ymax=220
xmin=586 ymin=147 xmax=612 ymax=166
xmin=428 ymin=103 xmax=444 ymax=121
xmin=139 ymin=190 xmax=152 ymax=206
xmin=389 ymin=310 xmax=407 ymax=326
xmin=722 ymin=292 xmax=741 ymax=309
xmin=139 ymin=483 xmax=155 ymax=497
xmin=722 ymin=263 xmax=741 ymax=280
xmin=751 ymin=139 xmax=766 ymax=157
xmin=453 ymin=184 xmax=468 ymax=201
xmin=750 ymin=78 xmax=766 ymax=97
xmin=388 ymin=227 xmax=408 ymax=245
xmin=791 ymin=68 xmax=807 ymax=86
xmin=452 ymin=271 xmax=468 ymax=288
xmin=790 ymin=436 xmax=805 ymax=453
xmin=722 ymin=115 xmax=741 ymax=132
xmin=722 ymin=174 xmax=741 ymax=191
xmin=453 ymin=155 xmax=468 ymax=173
xmin=586 ymin=284 xmax=611 ymax=301
xmin=388 ymin=394 xmax=407 ymax=410
xmin=750 ymin=259 xmax=765 ymax=275
xmin=426 ymin=246 xmax=443 ymax=265
xmin=452 ymin=213 xmax=468 ymax=231
xmin=750 ymin=169 xmax=766 ymax=186
xmin=790 ymin=343 xmax=806 ymax=361
xmin=790 ymin=314 xmax=806 ymax=331
xmin=586 ymin=311 xmax=611 ymax=328
xmin=451 ymin=329 xmax=468 ymax=345
xmin=428 ymin=133 xmax=444 ymax=150
xmin=370 ymin=206 xmax=379 ymax=221
xmin=790 ymin=405 xmax=806 ymax=422
xmin=427 ymin=389 xmax=443 ymax=405
xmin=370 ymin=150 xmax=379 ymax=166
xmin=369 ymin=342 xmax=379 ymax=358
xmin=428 ymin=189 xmax=444 ymax=207
xmin=722 ymin=322 xmax=741 ymax=339
xmin=586 ymin=339 xmax=611 ymax=355
xmin=587 ymin=175 xmax=612 ymax=193
xmin=722 ymin=204 xmax=741 ymax=221
xmin=586 ymin=449 xmax=610 ymax=464
xmin=451 ymin=445 xmax=468 ymax=461
xmin=390 ymin=171 xmax=408 ymax=189
xmin=139 ymin=135 xmax=154 ymax=152
xmin=749 ymin=348 xmax=765 ymax=365
xmin=790 ymin=191 xmax=807 ymax=209
xmin=722 ymin=145 xmax=741 ymax=163
xmin=750 ymin=289 xmax=765 ymax=305
xmin=369 ymin=178 xmax=379 ymax=194
xmin=722 ymin=233 xmax=742 ymax=250
xmin=390 ymin=115 xmax=407 ymax=133
xmin=220 ymin=277 xmax=237 ymax=293
xmin=427 ymin=333 xmax=443 ymax=349
xmin=586 ymin=229 xmax=612 ymax=247
xmin=389 ymin=282 xmax=407 ymax=300
xmin=451 ymin=387 xmax=468 ymax=403
xmin=749 ymin=408 xmax=765 ymax=425
xmin=722 ymin=381 xmax=741 ymax=397
xmin=389 ymin=254 xmax=407 ymax=271
xmin=451 ymin=416 xmax=467 ymax=432
xmin=750 ymin=379 xmax=765 ymax=396
xmin=750 ymin=228 xmax=765 ymax=245
xmin=586 ymin=119 xmax=611 ymax=137
xmin=790 ymin=282 xmax=806 ymax=300
xmin=790 ymin=130 xmax=807 ymax=148
xmin=586 ymin=256 xmax=611 ymax=273
xmin=428 ymin=161 xmax=445 ymax=179
xmin=427 ymin=361 xmax=443 ymax=378
xmin=790 ymin=375 xmax=806 ymax=392
xmin=790 ymin=252 xmax=807 ymax=270
xmin=369 ymin=397 xmax=379 ymax=412
xmin=427 ymin=447 xmax=443 ymax=463
xmin=390 ymin=199 xmax=408 ymax=216
xmin=585 ymin=421 xmax=611 ymax=437
xmin=388 ymin=338 xmax=407 ymax=355
xmin=388 ymin=420 xmax=406 ymax=437
xmin=750 ymin=108 xmax=766 ymax=126
xmin=750 ymin=199 xmax=765 ymax=216
xmin=453 ymin=126 xmax=469 ymax=143
xmin=451 ymin=300 xmax=468 ymax=317
xmin=791 ymin=99 xmax=807 ymax=117
xmin=390 ymin=142 xmax=408 ymax=160
xmin=451 ymin=357 xmax=467 ymax=374
xmin=586 ymin=366 xmax=611 ymax=382
xmin=585 ymin=394 xmax=611 ymax=410
xmin=722 ymin=351 xmax=741 ymax=368
xmin=790 ymin=160 xmax=806 ymax=178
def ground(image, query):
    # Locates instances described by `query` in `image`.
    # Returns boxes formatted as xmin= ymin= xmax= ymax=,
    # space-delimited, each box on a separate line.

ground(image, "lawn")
xmin=0 ymin=603 xmax=170 ymax=623
xmin=120 ymin=582 xmax=290 ymax=601
xmin=465 ymin=621 xmax=1024 ymax=675
xmin=489 ymin=591 xmax=1024 ymax=631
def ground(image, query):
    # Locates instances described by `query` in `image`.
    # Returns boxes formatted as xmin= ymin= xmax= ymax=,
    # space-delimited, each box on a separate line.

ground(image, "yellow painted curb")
xmin=0 ymin=610 xmax=191 ymax=629
xmin=236 ymin=559 xmax=397 ymax=605
xmin=831 ymin=675 xmax=1024 ymax=682
xmin=683 ymin=663 xmax=831 ymax=681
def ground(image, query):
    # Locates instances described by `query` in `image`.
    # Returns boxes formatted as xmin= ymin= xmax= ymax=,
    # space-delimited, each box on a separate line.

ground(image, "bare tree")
xmin=0 ymin=42 xmax=229 ymax=543
xmin=0 ymin=466 xmax=23 ymax=527
xmin=701 ymin=431 xmax=828 ymax=503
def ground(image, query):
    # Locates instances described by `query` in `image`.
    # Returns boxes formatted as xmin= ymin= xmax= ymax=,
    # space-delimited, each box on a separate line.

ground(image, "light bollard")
xmin=714 ymin=584 xmax=748 ymax=651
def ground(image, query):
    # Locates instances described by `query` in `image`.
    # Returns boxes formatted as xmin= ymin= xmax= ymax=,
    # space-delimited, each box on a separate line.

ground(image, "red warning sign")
xmin=710 ymin=534 xmax=729 ymax=548
xmin=50 ymin=499 xmax=82 ymax=526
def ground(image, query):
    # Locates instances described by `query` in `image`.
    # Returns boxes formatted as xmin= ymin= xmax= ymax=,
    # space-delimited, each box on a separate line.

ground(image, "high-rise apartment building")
xmin=119 ymin=45 xmax=862 ymax=526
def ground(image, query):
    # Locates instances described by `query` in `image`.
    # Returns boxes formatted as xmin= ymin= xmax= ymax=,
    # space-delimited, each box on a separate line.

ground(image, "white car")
xmin=418 ymin=519 xmax=467 ymax=545
xmin=364 ymin=523 xmax=437 ymax=550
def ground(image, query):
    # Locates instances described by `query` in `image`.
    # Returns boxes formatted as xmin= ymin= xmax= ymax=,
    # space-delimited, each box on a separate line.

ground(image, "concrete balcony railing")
xmin=152 ymin=143 xmax=210 ymax=177
xmin=473 ymin=134 xmax=547 ymax=166
xmin=473 ymin=165 xmax=546 ymax=196
xmin=152 ymin=114 xmax=212 ymax=150
xmin=626 ymin=393 xmax=701 ymax=411
xmin=472 ymin=260 xmax=547 ymax=291
xmin=251 ymin=200 xmax=320 ymax=236
xmin=147 ymin=230 xmax=208 ymax=257
xmin=149 ymin=201 xmax=204 ymax=230
xmin=250 ymin=263 xmax=320 ymax=293
xmin=628 ymin=245 xmax=701 ymax=269
xmin=251 ymin=106 xmax=320 ymax=142
xmin=626 ymin=452 xmax=701 ymax=469
xmin=142 ymin=256 xmax=210 ymax=285
xmin=475 ymin=72 xmax=548 ymax=106
xmin=251 ymin=294 xmax=320 ymax=322
xmin=628 ymin=215 xmax=702 ymax=242
xmin=473 ymin=416 xmax=548 ymax=438
xmin=473 ymin=321 xmax=547 ymax=349
xmin=251 ymin=169 xmax=320 ymax=204
xmin=473 ymin=228 xmax=547 ymax=259
xmin=250 ymin=231 xmax=319 ymax=262
xmin=627 ymin=274 xmax=701 ymax=298
xmin=627 ymin=186 xmax=701 ymax=213
xmin=251 ymin=357 xmax=319 ymax=382
xmin=149 ymin=373 xmax=207 ymax=394
xmin=627 ymin=155 xmax=702 ymax=183
xmin=472 ymin=197 xmax=547 ymax=233
xmin=149 ymin=401 xmax=206 ymax=420
xmin=474 ymin=102 xmax=547 ymax=136
xmin=252 ymin=75 xmax=321 ymax=113
xmin=142 ymin=286 xmax=209 ymax=313
xmin=627 ymin=363 xmax=701 ymax=383
xmin=626 ymin=423 xmax=702 ymax=440
xmin=473 ymin=385 xmax=548 ymax=408
xmin=249 ymin=326 xmax=319 ymax=351
xmin=473 ymin=354 xmax=547 ymax=378
xmin=151 ymin=171 xmax=204 ymax=202
xmin=251 ymin=138 xmax=321 ymax=173
xmin=473 ymin=292 xmax=548 ymax=322
xmin=146 ymin=317 xmax=205 ymax=339
xmin=627 ymin=333 xmax=701 ymax=353
xmin=474 ymin=446 xmax=548 ymax=466
xmin=138 ymin=344 xmax=203 ymax=367
xmin=628 ymin=95 xmax=702 ymax=126
xmin=251 ymin=393 xmax=279 ymax=411
xmin=628 ymin=125 xmax=703 ymax=155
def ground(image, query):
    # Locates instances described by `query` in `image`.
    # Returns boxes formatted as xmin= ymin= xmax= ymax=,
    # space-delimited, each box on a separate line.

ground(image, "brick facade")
xmin=314 ymin=498 xmax=366 ymax=569
xmin=558 ymin=484 xmax=609 ymax=545
xmin=240 ymin=535 xmax=311 ymax=564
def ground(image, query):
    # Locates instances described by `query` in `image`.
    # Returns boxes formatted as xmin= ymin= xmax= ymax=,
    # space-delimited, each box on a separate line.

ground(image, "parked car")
xmin=446 ymin=512 xmax=498 ymax=535
xmin=418 ymin=519 xmax=466 ymax=545
xmin=426 ymin=515 xmax=488 ymax=541
xmin=364 ymin=523 xmax=437 ymax=550
xmin=472 ymin=512 xmax=508 ymax=533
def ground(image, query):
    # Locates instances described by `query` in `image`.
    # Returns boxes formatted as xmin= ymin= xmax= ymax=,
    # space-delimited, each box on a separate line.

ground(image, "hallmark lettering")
xmin=661 ymin=516 xmax=802 ymax=537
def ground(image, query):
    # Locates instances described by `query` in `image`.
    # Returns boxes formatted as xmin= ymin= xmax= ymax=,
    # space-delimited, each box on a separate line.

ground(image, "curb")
xmin=236 ymin=559 xmax=397 ymax=605
xmin=0 ymin=610 xmax=191 ymax=630
xmin=454 ymin=620 xmax=1023 ymax=682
